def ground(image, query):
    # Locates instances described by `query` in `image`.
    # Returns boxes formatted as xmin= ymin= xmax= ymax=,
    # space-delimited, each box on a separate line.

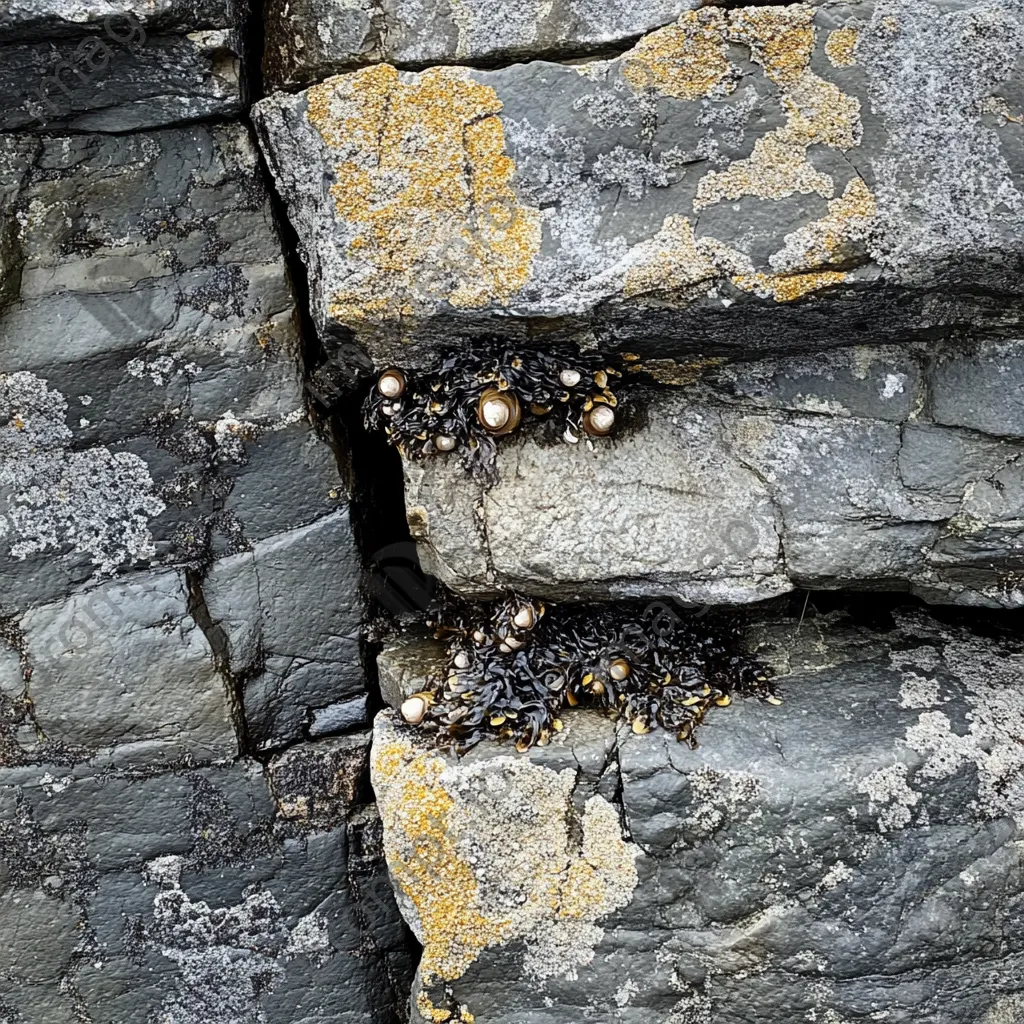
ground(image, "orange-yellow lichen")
xmin=372 ymin=716 xmax=639 ymax=1022
xmin=825 ymin=26 xmax=858 ymax=67
xmin=732 ymin=270 xmax=850 ymax=301
xmin=694 ymin=4 xmax=863 ymax=210
xmin=372 ymin=737 xmax=508 ymax=987
xmin=622 ymin=8 xmax=734 ymax=100
xmin=768 ymin=177 xmax=877 ymax=273
xmin=305 ymin=65 xmax=541 ymax=325
xmin=623 ymin=215 xmax=749 ymax=298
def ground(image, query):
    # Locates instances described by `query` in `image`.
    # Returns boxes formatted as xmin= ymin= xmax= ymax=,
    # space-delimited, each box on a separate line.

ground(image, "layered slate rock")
xmin=263 ymin=0 xmax=700 ymax=89
xmin=0 ymin=736 xmax=414 ymax=1023
xmin=254 ymin=0 xmax=1024 ymax=373
xmin=404 ymin=341 xmax=1024 ymax=608
xmin=373 ymin=608 xmax=1024 ymax=1024
xmin=0 ymin=125 xmax=363 ymax=756
xmin=1 ymin=0 xmax=243 ymax=132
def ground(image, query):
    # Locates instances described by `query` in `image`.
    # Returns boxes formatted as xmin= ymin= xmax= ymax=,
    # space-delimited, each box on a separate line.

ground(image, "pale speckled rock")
xmin=0 ymin=751 xmax=413 ymax=1023
xmin=254 ymin=0 xmax=1024 ymax=373
xmin=374 ymin=609 xmax=1024 ymax=1024
xmin=404 ymin=342 xmax=1024 ymax=608
xmin=263 ymin=0 xmax=700 ymax=89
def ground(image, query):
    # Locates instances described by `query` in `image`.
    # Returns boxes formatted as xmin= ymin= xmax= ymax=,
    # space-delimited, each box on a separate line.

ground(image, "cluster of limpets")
xmin=399 ymin=593 xmax=779 ymax=752
xmin=363 ymin=343 xmax=623 ymax=482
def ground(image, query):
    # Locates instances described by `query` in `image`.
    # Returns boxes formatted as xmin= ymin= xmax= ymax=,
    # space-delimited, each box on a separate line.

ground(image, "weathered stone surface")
xmin=0 ymin=0 xmax=237 ymax=38
xmin=3 ymin=28 xmax=243 ymax=132
xmin=254 ymin=0 xmax=1024 ymax=373
xmin=374 ymin=608 xmax=1024 ymax=1023
xmin=0 ymin=750 xmax=413 ymax=1023
xmin=263 ymin=0 xmax=700 ymax=89
xmin=405 ymin=342 xmax=1024 ymax=608
xmin=0 ymin=125 xmax=368 ymax=762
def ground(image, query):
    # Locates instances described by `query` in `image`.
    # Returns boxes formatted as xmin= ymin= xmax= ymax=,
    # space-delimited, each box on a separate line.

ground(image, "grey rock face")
xmin=373 ymin=610 xmax=1024 ymax=1023
xmin=3 ymin=28 xmax=243 ymax=132
xmin=2 ymin=0 xmax=244 ymax=132
xmin=0 ymin=743 xmax=414 ymax=1023
xmin=254 ymin=0 xmax=1024 ymax=372
xmin=0 ymin=125 xmax=367 ymax=757
xmin=263 ymin=0 xmax=699 ymax=89
xmin=404 ymin=342 xmax=1024 ymax=608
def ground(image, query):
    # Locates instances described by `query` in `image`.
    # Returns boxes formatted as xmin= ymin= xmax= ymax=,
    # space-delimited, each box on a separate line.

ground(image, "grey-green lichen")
xmin=1 ymin=371 xmax=164 ymax=574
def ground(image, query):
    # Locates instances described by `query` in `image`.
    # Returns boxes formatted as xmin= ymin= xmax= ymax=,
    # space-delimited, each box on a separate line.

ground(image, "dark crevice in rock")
xmin=185 ymin=567 xmax=256 ymax=758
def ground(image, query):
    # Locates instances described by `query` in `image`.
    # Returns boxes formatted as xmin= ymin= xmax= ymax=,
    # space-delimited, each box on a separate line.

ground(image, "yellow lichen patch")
xmin=768 ymin=177 xmax=877 ymax=274
xmin=622 ymin=8 xmax=734 ymax=100
xmin=732 ymin=269 xmax=850 ymax=302
xmin=623 ymin=215 xmax=750 ymax=298
xmin=825 ymin=26 xmax=858 ymax=67
xmin=372 ymin=715 xmax=639 ymax=1022
xmin=304 ymin=65 xmax=541 ymax=325
xmin=694 ymin=5 xmax=862 ymax=210
xmin=625 ymin=356 xmax=729 ymax=385
xmin=372 ymin=735 xmax=508 ymax=986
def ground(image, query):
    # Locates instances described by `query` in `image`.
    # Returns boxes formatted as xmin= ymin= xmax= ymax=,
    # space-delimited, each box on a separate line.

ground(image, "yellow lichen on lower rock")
xmin=622 ymin=8 xmax=735 ymax=100
xmin=825 ymin=25 xmax=859 ymax=67
xmin=371 ymin=714 xmax=640 ymax=1022
xmin=304 ymin=65 xmax=541 ymax=326
xmin=732 ymin=270 xmax=851 ymax=302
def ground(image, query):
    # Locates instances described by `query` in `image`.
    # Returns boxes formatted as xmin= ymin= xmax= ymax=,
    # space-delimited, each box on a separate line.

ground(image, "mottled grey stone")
xmin=2 ymin=28 xmax=242 ymax=132
xmin=0 ymin=752 xmax=413 ymax=1024
xmin=254 ymin=0 xmax=1024 ymax=373
xmin=202 ymin=510 xmax=365 ymax=751
xmin=405 ymin=343 xmax=1024 ymax=608
xmin=377 ymin=633 xmax=448 ymax=709
xmin=373 ymin=610 xmax=1024 ymax=1024
xmin=263 ymin=0 xmax=699 ymax=88
xmin=0 ymin=568 xmax=237 ymax=766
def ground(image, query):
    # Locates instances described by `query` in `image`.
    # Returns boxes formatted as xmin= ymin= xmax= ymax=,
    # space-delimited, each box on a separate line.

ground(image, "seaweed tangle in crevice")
xmin=362 ymin=342 xmax=627 ymax=484
xmin=400 ymin=593 xmax=779 ymax=752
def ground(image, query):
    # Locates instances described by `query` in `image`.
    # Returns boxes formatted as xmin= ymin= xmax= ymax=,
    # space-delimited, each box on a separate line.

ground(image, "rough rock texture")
xmin=405 ymin=340 xmax=1024 ymax=608
xmin=254 ymin=0 xmax=1024 ymax=373
xmin=2 ymin=0 xmax=244 ymax=132
xmin=0 ymin=736 xmax=415 ymax=1023
xmin=263 ymin=0 xmax=701 ymax=89
xmin=0 ymin=125 xmax=365 ymax=753
xmin=374 ymin=608 xmax=1024 ymax=1023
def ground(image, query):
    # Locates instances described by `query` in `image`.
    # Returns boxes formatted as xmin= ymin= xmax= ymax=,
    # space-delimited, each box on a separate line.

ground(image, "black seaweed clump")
xmin=363 ymin=342 xmax=623 ymax=483
xmin=413 ymin=592 xmax=778 ymax=752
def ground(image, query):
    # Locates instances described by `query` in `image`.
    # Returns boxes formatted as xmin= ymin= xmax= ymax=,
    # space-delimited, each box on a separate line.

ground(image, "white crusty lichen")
xmin=371 ymin=712 xmax=640 ymax=1021
xmin=0 ymin=370 xmax=164 ymax=573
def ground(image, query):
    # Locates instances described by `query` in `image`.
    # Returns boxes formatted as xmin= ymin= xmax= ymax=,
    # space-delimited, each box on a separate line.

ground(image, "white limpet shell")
xmin=559 ymin=368 xmax=582 ymax=387
xmin=584 ymin=404 xmax=615 ymax=435
xmin=512 ymin=606 xmax=535 ymax=630
xmin=434 ymin=434 xmax=456 ymax=451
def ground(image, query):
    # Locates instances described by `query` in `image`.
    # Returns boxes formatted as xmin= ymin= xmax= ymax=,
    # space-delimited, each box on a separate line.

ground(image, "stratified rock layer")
xmin=263 ymin=0 xmax=701 ymax=88
xmin=404 ymin=341 xmax=1024 ymax=608
xmin=2 ymin=0 xmax=243 ymax=131
xmin=254 ymin=0 xmax=1024 ymax=372
xmin=0 ymin=126 xmax=364 ymax=752
xmin=374 ymin=608 xmax=1024 ymax=1024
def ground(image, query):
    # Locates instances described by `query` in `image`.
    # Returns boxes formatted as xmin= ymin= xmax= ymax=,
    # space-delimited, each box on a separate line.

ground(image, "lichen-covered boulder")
xmin=254 ymin=0 xmax=1024 ymax=372
xmin=373 ymin=608 xmax=1024 ymax=1023
xmin=403 ymin=341 xmax=1024 ymax=608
